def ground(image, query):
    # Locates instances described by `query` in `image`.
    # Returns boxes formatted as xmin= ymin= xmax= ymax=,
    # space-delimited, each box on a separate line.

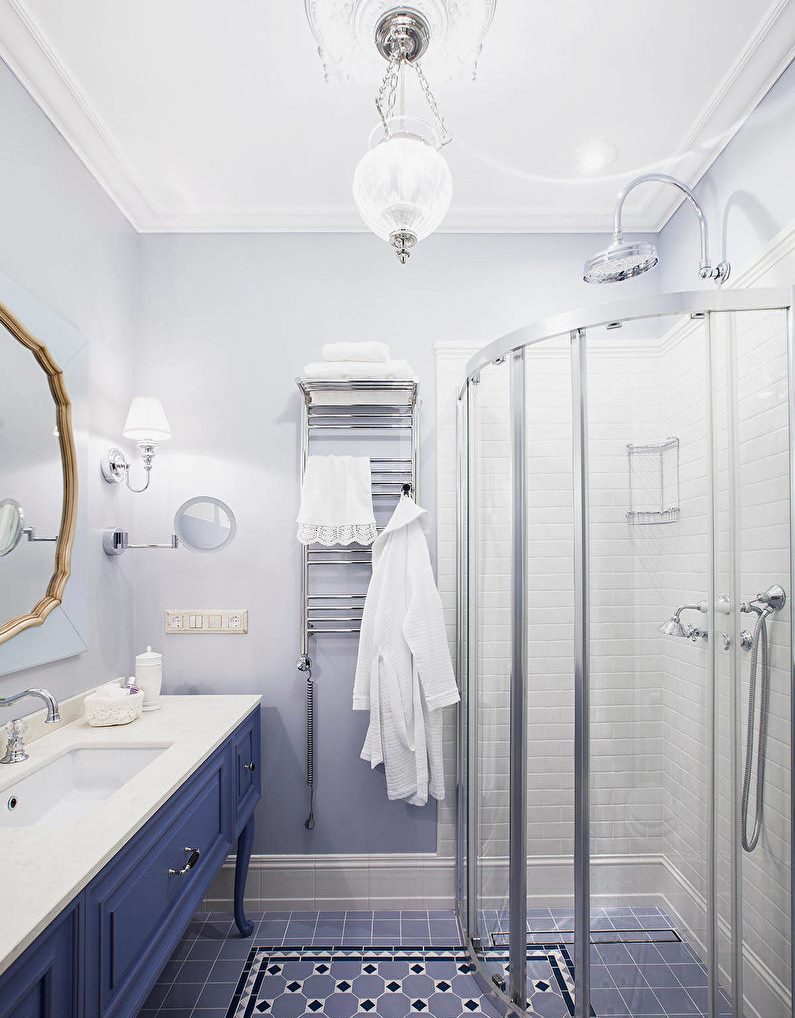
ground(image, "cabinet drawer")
xmin=0 ymin=899 xmax=81 ymax=1018
xmin=232 ymin=707 xmax=261 ymax=835
xmin=85 ymin=746 xmax=231 ymax=1018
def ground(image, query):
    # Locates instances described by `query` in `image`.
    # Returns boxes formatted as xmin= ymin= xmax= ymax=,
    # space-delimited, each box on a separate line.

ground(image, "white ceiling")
xmin=0 ymin=0 xmax=793 ymax=233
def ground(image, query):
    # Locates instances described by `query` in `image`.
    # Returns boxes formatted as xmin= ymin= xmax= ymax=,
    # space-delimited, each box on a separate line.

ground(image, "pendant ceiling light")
xmin=304 ymin=1 xmax=496 ymax=84
xmin=305 ymin=2 xmax=495 ymax=263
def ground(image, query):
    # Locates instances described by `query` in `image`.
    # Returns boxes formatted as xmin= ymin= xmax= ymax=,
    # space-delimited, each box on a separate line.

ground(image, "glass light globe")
xmin=353 ymin=123 xmax=453 ymax=263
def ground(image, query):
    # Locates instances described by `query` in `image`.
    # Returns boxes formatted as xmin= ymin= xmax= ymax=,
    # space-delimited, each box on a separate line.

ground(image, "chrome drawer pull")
xmin=168 ymin=846 xmax=200 ymax=876
xmin=244 ymin=761 xmax=256 ymax=772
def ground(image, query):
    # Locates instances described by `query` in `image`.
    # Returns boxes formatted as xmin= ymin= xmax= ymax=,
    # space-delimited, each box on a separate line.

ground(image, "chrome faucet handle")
xmin=1 ymin=719 xmax=29 ymax=764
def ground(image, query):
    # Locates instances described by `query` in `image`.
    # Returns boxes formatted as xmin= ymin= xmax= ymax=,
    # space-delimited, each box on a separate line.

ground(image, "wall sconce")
xmin=101 ymin=397 xmax=171 ymax=493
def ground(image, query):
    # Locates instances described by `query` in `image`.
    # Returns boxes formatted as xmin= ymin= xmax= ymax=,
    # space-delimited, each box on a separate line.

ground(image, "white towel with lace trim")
xmin=297 ymin=455 xmax=377 ymax=546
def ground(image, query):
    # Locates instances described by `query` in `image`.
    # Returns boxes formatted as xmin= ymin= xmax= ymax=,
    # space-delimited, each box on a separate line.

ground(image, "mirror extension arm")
xmin=103 ymin=529 xmax=179 ymax=557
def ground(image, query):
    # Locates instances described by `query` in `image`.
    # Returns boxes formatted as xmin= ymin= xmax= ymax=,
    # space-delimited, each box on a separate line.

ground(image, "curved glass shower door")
xmin=586 ymin=314 xmax=716 ymax=1017
xmin=457 ymin=289 xmax=795 ymax=1018
xmin=461 ymin=356 xmax=513 ymax=978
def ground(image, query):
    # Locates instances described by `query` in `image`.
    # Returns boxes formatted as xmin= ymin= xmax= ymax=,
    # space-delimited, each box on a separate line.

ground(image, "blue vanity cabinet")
xmin=0 ymin=899 xmax=82 ymax=1018
xmin=232 ymin=708 xmax=261 ymax=837
xmin=84 ymin=743 xmax=232 ymax=1018
xmin=0 ymin=706 xmax=261 ymax=1018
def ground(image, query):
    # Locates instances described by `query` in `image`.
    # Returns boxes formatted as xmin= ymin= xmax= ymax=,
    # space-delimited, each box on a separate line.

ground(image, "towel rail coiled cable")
xmin=296 ymin=378 xmax=419 ymax=829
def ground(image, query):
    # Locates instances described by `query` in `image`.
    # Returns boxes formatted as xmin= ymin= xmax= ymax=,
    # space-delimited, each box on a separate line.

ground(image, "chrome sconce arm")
xmin=101 ymin=397 xmax=171 ymax=494
xmin=101 ymin=443 xmax=158 ymax=493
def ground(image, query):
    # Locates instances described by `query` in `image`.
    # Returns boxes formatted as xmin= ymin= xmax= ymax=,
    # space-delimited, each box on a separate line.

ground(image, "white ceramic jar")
xmin=135 ymin=645 xmax=163 ymax=712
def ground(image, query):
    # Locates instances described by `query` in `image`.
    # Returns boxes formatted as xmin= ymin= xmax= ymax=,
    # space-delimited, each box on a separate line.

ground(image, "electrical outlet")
xmin=164 ymin=610 xmax=248 ymax=634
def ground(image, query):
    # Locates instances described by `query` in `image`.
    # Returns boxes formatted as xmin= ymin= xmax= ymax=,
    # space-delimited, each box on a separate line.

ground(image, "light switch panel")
xmin=165 ymin=610 xmax=248 ymax=634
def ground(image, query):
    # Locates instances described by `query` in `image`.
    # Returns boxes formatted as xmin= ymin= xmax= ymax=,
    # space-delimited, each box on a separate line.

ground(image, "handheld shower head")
xmin=583 ymin=237 xmax=658 ymax=284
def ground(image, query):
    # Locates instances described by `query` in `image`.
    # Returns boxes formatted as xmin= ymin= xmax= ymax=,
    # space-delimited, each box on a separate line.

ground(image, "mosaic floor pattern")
xmin=226 ymin=947 xmax=491 ymax=1018
xmin=136 ymin=908 xmax=734 ymax=1018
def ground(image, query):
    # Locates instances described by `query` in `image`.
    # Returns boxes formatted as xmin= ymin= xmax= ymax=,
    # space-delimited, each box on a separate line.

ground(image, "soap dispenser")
xmin=135 ymin=646 xmax=163 ymax=712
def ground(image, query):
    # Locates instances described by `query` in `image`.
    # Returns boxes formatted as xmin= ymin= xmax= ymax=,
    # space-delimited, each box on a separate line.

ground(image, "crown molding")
xmin=637 ymin=0 xmax=795 ymax=231
xmin=0 ymin=0 xmax=158 ymax=227
xmin=137 ymin=206 xmax=630 ymax=234
xmin=1 ymin=0 xmax=793 ymax=233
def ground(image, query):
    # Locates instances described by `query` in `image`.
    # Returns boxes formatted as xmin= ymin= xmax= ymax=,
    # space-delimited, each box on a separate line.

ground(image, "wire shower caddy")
xmin=295 ymin=377 xmax=419 ymax=828
xmin=625 ymin=436 xmax=680 ymax=524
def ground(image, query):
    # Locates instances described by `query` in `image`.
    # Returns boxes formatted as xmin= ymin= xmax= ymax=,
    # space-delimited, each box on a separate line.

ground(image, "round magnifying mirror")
xmin=0 ymin=499 xmax=25 ymax=557
xmin=174 ymin=496 xmax=236 ymax=553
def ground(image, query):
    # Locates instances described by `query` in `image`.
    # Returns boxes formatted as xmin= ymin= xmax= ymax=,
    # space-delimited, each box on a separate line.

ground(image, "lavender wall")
xmin=660 ymin=58 xmax=795 ymax=288
xmin=0 ymin=59 xmax=139 ymax=705
xmin=131 ymin=232 xmax=658 ymax=855
xmin=2 ymin=47 xmax=792 ymax=862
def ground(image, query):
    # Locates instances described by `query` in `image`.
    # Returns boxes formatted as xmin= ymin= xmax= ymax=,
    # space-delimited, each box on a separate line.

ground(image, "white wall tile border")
xmin=658 ymin=857 xmax=791 ymax=1018
xmin=203 ymin=853 xmax=456 ymax=911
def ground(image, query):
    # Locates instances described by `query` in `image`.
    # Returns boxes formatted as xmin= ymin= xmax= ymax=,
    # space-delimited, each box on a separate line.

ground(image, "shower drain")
xmin=490 ymin=925 xmax=680 ymax=948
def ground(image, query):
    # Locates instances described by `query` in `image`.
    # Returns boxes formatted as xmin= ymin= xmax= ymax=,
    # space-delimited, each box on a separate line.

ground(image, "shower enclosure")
xmin=455 ymin=288 xmax=795 ymax=1018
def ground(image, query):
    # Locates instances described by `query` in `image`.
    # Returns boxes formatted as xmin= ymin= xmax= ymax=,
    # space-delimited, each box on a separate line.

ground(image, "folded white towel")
xmin=98 ymin=681 xmax=128 ymax=700
xmin=297 ymin=455 xmax=377 ymax=546
xmin=303 ymin=359 xmax=415 ymax=380
xmin=322 ymin=341 xmax=390 ymax=363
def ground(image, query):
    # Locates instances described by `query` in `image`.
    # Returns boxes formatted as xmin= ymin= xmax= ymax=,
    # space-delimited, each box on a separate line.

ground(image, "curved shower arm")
xmin=612 ymin=173 xmax=730 ymax=283
xmin=673 ymin=601 xmax=709 ymax=623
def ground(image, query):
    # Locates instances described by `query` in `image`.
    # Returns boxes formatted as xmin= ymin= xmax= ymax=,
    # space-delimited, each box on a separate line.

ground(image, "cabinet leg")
xmin=234 ymin=817 xmax=255 ymax=937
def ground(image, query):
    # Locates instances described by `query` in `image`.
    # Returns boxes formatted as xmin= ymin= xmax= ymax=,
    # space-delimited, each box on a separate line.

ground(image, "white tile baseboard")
xmin=204 ymin=852 xmax=456 ymax=911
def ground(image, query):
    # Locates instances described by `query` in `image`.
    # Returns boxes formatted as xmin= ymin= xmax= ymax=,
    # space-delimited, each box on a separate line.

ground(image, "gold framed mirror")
xmin=0 ymin=300 xmax=77 ymax=643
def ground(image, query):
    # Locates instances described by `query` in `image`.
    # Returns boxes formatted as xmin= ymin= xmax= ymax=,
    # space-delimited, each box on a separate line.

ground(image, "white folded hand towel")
xmin=98 ymin=681 xmax=128 ymax=699
xmin=322 ymin=341 xmax=390 ymax=363
xmin=303 ymin=359 xmax=415 ymax=380
xmin=297 ymin=455 xmax=377 ymax=546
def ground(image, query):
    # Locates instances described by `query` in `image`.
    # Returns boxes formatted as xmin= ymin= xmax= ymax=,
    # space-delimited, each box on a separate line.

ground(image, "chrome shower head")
xmin=584 ymin=173 xmax=730 ymax=286
xmin=583 ymin=237 xmax=659 ymax=284
xmin=658 ymin=601 xmax=709 ymax=640
xmin=658 ymin=616 xmax=687 ymax=638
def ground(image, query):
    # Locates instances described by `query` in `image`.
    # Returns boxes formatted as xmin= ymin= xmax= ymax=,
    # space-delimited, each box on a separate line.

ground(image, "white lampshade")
xmin=353 ymin=128 xmax=453 ymax=245
xmin=123 ymin=397 xmax=171 ymax=442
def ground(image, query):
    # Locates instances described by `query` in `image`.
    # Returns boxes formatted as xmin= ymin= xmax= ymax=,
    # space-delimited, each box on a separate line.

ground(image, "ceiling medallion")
xmin=305 ymin=2 xmax=495 ymax=263
xmin=304 ymin=0 xmax=496 ymax=84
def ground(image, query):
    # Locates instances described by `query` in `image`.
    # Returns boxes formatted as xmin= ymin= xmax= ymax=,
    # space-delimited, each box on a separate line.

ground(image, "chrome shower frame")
xmin=455 ymin=286 xmax=795 ymax=1018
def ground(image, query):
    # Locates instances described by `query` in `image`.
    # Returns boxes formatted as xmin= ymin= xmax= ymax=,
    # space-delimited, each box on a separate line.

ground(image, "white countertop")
xmin=0 ymin=694 xmax=261 ymax=977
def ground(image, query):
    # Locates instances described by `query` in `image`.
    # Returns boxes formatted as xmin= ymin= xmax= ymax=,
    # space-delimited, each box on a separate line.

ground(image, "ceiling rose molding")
xmin=0 ymin=0 xmax=792 ymax=234
xmin=638 ymin=0 xmax=795 ymax=231
xmin=0 ymin=0 xmax=159 ymax=226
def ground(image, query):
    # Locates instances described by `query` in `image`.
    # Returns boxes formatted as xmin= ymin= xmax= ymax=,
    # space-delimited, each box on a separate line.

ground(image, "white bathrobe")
xmin=353 ymin=496 xmax=459 ymax=806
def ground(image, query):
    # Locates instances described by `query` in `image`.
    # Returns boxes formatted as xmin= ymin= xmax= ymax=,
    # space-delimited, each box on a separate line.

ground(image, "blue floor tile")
xmin=136 ymin=904 xmax=724 ymax=1018
xmin=653 ymin=985 xmax=701 ymax=1014
xmin=619 ymin=986 xmax=664 ymax=1014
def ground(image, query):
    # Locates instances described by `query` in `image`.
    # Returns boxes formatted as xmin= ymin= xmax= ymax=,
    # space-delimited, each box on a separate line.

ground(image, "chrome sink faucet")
xmin=0 ymin=688 xmax=61 ymax=764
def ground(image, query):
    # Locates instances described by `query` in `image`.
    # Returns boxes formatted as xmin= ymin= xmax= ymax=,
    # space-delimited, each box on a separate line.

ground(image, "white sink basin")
xmin=0 ymin=745 xmax=169 ymax=828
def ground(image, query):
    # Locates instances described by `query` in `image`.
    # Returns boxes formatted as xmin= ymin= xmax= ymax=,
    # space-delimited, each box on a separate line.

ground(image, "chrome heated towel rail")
xmin=295 ymin=377 xmax=419 ymax=829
